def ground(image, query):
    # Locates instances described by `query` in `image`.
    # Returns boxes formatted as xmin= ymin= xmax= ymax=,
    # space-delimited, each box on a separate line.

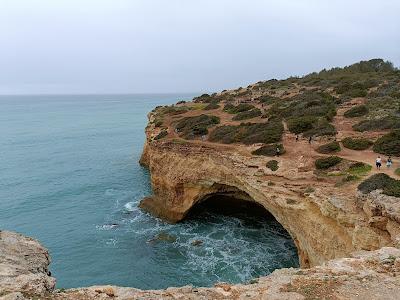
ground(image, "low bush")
xmin=342 ymin=137 xmax=373 ymax=150
xmin=209 ymin=120 xmax=284 ymax=145
xmin=266 ymin=160 xmax=279 ymax=171
xmin=287 ymin=116 xmax=317 ymax=134
xmin=395 ymin=168 xmax=400 ymax=176
xmin=358 ymin=173 xmax=400 ymax=197
xmin=223 ymin=103 xmax=255 ymax=114
xmin=302 ymin=121 xmax=337 ymax=137
xmin=287 ymin=116 xmax=336 ymax=137
xmin=353 ymin=116 xmax=400 ymax=131
xmin=373 ymin=130 xmax=400 ymax=156
xmin=232 ymin=108 xmax=262 ymax=120
xmin=347 ymin=162 xmax=372 ymax=175
xmin=257 ymin=95 xmax=279 ymax=104
xmin=158 ymin=105 xmax=191 ymax=115
xmin=316 ymin=141 xmax=341 ymax=154
xmin=154 ymin=130 xmax=168 ymax=140
xmin=252 ymin=144 xmax=285 ymax=156
xmin=342 ymin=174 xmax=360 ymax=183
xmin=154 ymin=119 xmax=163 ymax=127
xmin=315 ymin=156 xmax=343 ymax=169
xmin=175 ymin=114 xmax=220 ymax=139
xmin=203 ymin=102 xmax=220 ymax=110
xmin=344 ymin=105 xmax=369 ymax=118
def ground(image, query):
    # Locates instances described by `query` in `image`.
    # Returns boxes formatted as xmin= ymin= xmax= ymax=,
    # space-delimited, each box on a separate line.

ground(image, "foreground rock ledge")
xmin=1 ymin=230 xmax=400 ymax=300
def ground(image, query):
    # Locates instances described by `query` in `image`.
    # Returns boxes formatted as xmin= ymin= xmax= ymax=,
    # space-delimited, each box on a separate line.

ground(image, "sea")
xmin=0 ymin=94 xmax=299 ymax=289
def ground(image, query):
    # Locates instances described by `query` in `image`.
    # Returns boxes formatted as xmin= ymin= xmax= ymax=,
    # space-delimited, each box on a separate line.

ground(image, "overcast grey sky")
xmin=0 ymin=0 xmax=399 ymax=94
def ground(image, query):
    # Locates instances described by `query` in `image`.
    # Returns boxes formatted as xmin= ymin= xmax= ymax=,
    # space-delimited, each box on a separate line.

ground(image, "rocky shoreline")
xmin=1 ymin=230 xmax=400 ymax=299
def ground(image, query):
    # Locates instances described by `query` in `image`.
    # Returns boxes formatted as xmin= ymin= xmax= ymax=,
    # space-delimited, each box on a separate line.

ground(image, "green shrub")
xmin=223 ymin=103 xmax=254 ymax=114
xmin=175 ymin=114 xmax=220 ymax=139
xmin=158 ymin=105 xmax=191 ymax=115
xmin=315 ymin=156 xmax=343 ymax=169
xmin=373 ymin=130 xmax=400 ymax=156
xmin=353 ymin=116 xmax=400 ymax=131
xmin=154 ymin=119 xmax=163 ymax=127
xmin=266 ymin=160 xmax=279 ymax=171
xmin=209 ymin=120 xmax=284 ymax=145
xmin=252 ymin=144 xmax=285 ymax=156
xmin=347 ymin=162 xmax=372 ymax=175
xmin=358 ymin=173 xmax=400 ymax=197
xmin=302 ymin=121 xmax=337 ymax=137
xmin=203 ymin=102 xmax=220 ymax=110
xmin=335 ymin=82 xmax=367 ymax=98
xmin=154 ymin=130 xmax=168 ymax=140
xmin=257 ymin=95 xmax=279 ymax=104
xmin=342 ymin=174 xmax=360 ymax=182
xmin=344 ymin=105 xmax=369 ymax=118
xmin=232 ymin=108 xmax=262 ymax=120
xmin=395 ymin=168 xmax=400 ymax=176
xmin=316 ymin=141 xmax=341 ymax=154
xmin=287 ymin=116 xmax=336 ymax=137
xmin=287 ymin=116 xmax=317 ymax=134
xmin=342 ymin=137 xmax=373 ymax=150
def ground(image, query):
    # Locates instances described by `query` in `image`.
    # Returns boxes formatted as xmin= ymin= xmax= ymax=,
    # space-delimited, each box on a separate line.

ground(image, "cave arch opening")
xmin=180 ymin=184 xmax=300 ymax=282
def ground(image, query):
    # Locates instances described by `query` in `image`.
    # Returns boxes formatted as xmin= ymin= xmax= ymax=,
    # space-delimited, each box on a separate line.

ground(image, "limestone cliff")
xmin=139 ymin=126 xmax=400 ymax=268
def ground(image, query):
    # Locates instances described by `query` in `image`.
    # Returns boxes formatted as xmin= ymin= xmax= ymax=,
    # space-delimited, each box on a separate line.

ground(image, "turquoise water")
xmin=0 ymin=94 xmax=298 ymax=289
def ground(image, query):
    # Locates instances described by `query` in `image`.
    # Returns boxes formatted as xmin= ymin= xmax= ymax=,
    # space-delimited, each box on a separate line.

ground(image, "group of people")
xmin=376 ymin=156 xmax=393 ymax=170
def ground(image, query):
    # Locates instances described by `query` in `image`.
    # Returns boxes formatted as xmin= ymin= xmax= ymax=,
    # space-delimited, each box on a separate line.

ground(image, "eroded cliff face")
xmin=139 ymin=119 xmax=400 ymax=268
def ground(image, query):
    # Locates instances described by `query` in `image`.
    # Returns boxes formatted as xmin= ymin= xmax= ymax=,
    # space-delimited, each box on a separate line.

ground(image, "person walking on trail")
xmin=276 ymin=146 xmax=280 ymax=157
xmin=376 ymin=156 xmax=382 ymax=170
xmin=309 ymin=136 xmax=312 ymax=144
xmin=296 ymin=135 xmax=299 ymax=142
xmin=387 ymin=156 xmax=393 ymax=168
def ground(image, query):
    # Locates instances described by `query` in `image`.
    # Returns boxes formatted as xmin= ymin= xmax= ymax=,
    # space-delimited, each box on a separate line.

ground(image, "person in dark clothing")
xmin=276 ymin=146 xmax=280 ymax=157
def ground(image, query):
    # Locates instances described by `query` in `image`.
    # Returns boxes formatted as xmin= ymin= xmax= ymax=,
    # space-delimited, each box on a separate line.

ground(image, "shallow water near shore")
xmin=0 ymin=94 xmax=299 ymax=289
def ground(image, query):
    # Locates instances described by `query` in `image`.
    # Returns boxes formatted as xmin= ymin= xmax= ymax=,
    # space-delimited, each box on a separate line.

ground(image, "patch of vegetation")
xmin=252 ymin=144 xmax=285 ymax=156
xmin=302 ymin=120 xmax=337 ymax=137
xmin=342 ymin=174 xmax=360 ymax=183
xmin=175 ymin=114 xmax=220 ymax=139
xmin=256 ymin=95 xmax=280 ymax=105
xmin=395 ymin=168 xmax=400 ymax=176
xmin=154 ymin=120 xmax=163 ymax=127
xmin=287 ymin=115 xmax=336 ymax=137
xmin=347 ymin=162 xmax=372 ymax=175
xmin=266 ymin=160 xmax=279 ymax=171
xmin=344 ymin=105 xmax=369 ymax=118
xmin=209 ymin=120 xmax=284 ymax=145
xmin=358 ymin=173 xmax=400 ymax=197
xmin=154 ymin=130 xmax=168 ymax=140
xmin=316 ymin=141 xmax=341 ymax=154
xmin=353 ymin=116 xmax=400 ymax=131
xmin=203 ymin=102 xmax=220 ymax=110
xmin=342 ymin=137 xmax=373 ymax=150
xmin=232 ymin=108 xmax=262 ymax=120
xmin=223 ymin=103 xmax=255 ymax=114
xmin=334 ymin=82 xmax=368 ymax=98
xmin=287 ymin=116 xmax=317 ymax=134
xmin=315 ymin=156 xmax=343 ymax=169
xmin=156 ymin=105 xmax=191 ymax=115
xmin=268 ymin=91 xmax=336 ymax=121
xmin=373 ymin=130 xmax=400 ymax=156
